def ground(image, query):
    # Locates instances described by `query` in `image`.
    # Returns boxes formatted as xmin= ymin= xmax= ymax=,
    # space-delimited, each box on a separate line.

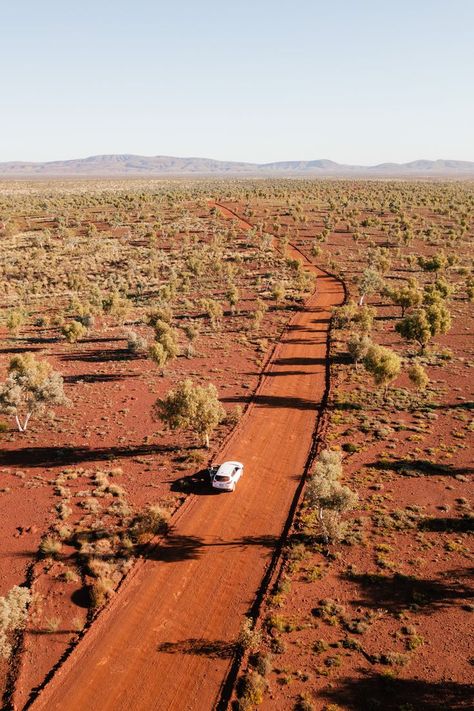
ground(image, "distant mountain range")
xmin=0 ymin=155 xmax=473 ymax=177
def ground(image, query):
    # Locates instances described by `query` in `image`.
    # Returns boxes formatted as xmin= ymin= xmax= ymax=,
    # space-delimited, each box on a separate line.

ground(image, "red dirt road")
xmin=28 ymin=208 xmax=344 ymax=711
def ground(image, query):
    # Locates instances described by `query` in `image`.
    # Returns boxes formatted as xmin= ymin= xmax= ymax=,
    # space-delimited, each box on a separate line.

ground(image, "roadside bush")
xmin=40 ymin=536 xmax=63 ymax=558
xmin=237 ymin=670 xmax=268 ymax=710
xmin=129 ymin=505 xmax=170 ymax=541
xmin=89 ymin=576 xmax=115 ymax=609
xmin=224 ymin=404 xmax=243 ymax=425
xmin=238 ymin=617 xmax=262 ymax=651
xmin=0 ymin=585 xmax=32 ymax=658
xmin=333 ymin=300 xmax=358 ymax=329
xmin=305 ymin=450 xmax=357 ymax=543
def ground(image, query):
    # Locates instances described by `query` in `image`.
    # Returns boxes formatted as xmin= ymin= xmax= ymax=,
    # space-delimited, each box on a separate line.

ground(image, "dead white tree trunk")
xmin=15 ymin=412 xmax=31 ymax=432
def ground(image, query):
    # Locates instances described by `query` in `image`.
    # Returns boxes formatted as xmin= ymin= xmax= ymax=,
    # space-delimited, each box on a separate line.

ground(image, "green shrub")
xmin=62 ymin=320 xmax=87 ymax=343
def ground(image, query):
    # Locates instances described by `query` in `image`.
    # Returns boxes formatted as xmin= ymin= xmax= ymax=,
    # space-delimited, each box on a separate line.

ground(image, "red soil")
xmin=1 ymin=205 xmax=293 ymax=705
xmin=26 ymin=210 xmax=343 ymax=710
xmin=222 ymin=197 xmax=473 ymax=711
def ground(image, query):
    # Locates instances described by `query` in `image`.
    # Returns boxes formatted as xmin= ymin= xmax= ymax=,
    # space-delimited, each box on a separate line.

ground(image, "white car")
xmin=211 ymin=461 xmax=244 ymax=492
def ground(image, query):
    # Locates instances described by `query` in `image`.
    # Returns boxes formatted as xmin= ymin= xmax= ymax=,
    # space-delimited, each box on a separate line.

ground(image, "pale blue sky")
xmin=1 ymin=0 xmax=473 ymax=164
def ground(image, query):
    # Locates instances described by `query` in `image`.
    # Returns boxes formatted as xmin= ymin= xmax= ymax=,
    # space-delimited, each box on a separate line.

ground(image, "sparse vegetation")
xmin=0 ymin=178 xmax=471 ymax=709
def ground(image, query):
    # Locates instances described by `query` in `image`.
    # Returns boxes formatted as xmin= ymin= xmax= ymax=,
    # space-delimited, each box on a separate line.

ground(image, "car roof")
xmin=217 ymin=461 xmax=243 ymax=474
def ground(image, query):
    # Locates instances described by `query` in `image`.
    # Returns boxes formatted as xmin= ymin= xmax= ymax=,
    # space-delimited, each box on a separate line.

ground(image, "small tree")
xmin=102 ymin=290 xmax=130 ymax=320
xmin=6 ymin=310 xmax=26 ymax=337
xmin=363 ymin=344 xmax=401 ymax=397
xmin=425 ymin=301 xmax=451 ymax=340
xmin=333 ymin=300 xmax=358 ymax=329
xmin=357 ymin=268 xmax=383 ymax=306
xmin=0 ymin=354 xmax=69 ymax=432
xmin=408 ymin=363 xmax=429 ymax=391
xmin=226 ymin=285 xmax=240 ymax=314
xmin=148 ymin=342 xmax=168 ymax=373
xmin=271 ymin=281 xmax=286 ymax=304
xmin=305 ymin=450 xmax=357 ymax=543
xmin=396 ymin=303 xmax=451 ymax=353
xmin=417 ymin=251 xmax=448 ymax=277
xmin=148 ymin=320 xmax=179 ymax=373
xmin=395 ymin=310 xmax=431 ymax=352
xmin=159 ymin=332 xmax=179 ymax=360
xmin=62 ymin=320 xmax=87 ymax=343
xmin=182 ymin=321 xmax=200 ymax=343
xmin=387 ymin=279 xmax=423 ymax=316
xmin=423 ymin=277 xmax=452 ymax=305
xmin=154 ymin=378 xmax=225 ymax=447
xmin=146 ymin=305 xmax=173 ymax=327
xmin=347 ymin=333 xmax=372 ymax=366
xmin=200 ymin=298 xmax=224 ymax=331
xmin=152 ymin=319 xmax=172 ymax=341
xmin=352 ymin=305 xmax=376 ymax=334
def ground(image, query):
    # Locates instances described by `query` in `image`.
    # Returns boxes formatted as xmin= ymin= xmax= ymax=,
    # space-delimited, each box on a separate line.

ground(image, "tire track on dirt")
xmin=27 ymin=203 xmax=344 ymax=711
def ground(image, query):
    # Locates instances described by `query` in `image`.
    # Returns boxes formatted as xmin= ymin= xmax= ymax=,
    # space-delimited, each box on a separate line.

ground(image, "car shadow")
xmin=169 ymin=468 xmax=216 ymax=495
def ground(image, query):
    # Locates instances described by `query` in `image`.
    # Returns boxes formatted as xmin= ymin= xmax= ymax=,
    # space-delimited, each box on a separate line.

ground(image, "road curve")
xmin=28 ymin=205 xmax=344 ymax=711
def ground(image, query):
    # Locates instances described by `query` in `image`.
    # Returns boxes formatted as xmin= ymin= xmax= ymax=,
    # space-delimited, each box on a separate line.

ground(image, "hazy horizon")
xmin=3 ymin=152 xmax=474 ymax=166
xmin=2 ymin=0 xmax=473 ymax=164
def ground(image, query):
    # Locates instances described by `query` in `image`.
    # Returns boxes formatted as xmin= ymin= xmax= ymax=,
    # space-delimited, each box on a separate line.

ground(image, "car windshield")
xmin=215 ymin=475 xmax=231 ymax=482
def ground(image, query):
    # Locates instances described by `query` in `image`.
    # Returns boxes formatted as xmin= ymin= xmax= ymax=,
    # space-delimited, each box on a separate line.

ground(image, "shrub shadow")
xmin=321 ymin=673 xmax=474 ymax=711
xmin=60 ymin=348 xmax=143 ymax=363
xmin=344 ymin=569 xmax=474 ymax=614
xmin=418 ymin=516 xmax=474 ymax=533
xmin=371 ymin=458 xmax=473 ymax=477
xmin=63 ymin=373 xmax=139 ymax=384
xmin=0 ymin=443 xmax=184 ymax=468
